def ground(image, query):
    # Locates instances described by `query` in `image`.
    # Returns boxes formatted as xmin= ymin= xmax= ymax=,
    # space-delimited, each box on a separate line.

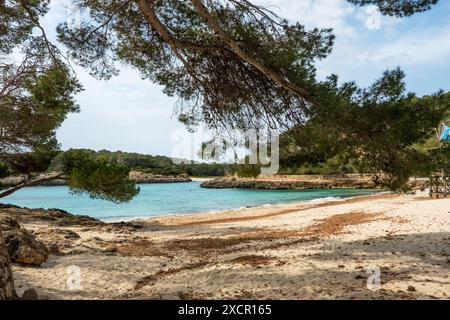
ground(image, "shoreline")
xmin=141 ymin=190 xmax=394 ymax=227
xmin=2 ymin=182 xmax=379 ymax=223
xmin=201 ymin=175 xmax=428 ymax=190
xmin=103 ymin=190 xmax=381 ymax=223
xmin=190 ymin=177 xmax=214 ymax=182
xmin=3 ymin=189 xmax=450 ymax=300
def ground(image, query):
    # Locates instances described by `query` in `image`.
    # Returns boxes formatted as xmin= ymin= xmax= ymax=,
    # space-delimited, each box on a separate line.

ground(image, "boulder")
xmin=0 ymin=215 xmax=21 ymax=231
xmin=21 ymin=288 xmax=39 ymax=300
xmin=0 ymin=214 xmax=48 ymax=266
xmin=3 ymin=229 xmax=49 ymax=266
xmin=1 ymin=227 xmax=16 ymax=300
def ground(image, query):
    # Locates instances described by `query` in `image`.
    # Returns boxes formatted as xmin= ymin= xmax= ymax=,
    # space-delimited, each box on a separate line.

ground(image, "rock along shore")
xmin=0 ymin=171 xmax=192 ymax=187
xmin=201 ymin=174 xmax=428 ymax=190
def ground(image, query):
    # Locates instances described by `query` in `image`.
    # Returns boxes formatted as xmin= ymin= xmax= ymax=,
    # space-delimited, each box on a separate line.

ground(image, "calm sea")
xmin=2 ymin=182 xmax=374 ymax=221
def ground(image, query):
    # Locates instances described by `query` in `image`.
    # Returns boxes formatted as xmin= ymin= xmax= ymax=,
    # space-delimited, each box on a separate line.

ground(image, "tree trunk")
xmin=0 ymin=225 xmax=15 ymax=300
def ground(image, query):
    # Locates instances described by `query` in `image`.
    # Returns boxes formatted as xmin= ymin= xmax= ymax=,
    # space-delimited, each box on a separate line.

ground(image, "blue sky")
xmin=41 ymin=0 xmax=450 ymax=156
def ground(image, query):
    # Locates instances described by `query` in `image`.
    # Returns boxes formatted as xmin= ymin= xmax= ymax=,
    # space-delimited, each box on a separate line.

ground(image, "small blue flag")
xmin=440 ymin=125 xmax=450 ymax=141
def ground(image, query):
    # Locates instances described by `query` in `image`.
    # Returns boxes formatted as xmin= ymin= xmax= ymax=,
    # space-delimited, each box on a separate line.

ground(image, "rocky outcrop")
xmin=3 ymin=229 xmax=49 ymax=266
xmin=0 ymin=215 xmax=21 ymax=231
xmin=0 ymin=173 xmax=66 ymax=187
xmin=0 ymin=204 xmax=141 ymax=232
xmin=0 ymin=204 xmax=145 ymax=300
xmin=128 ymin=171 xmax=192 ymax=184
xmin=0 ymin=175 xmax=26 ymax=187
xmin=201 ymin=174 xmax=429 ymax=190
xmin=201 ymin=174 xmax=377 ymax=190
xmin=0 ymin=215 xmax=49 ymax=266
xmin=0 ymin=204 xmax=104 ymax=228
xmin=0 ymin=171 xmax=192 ymax=187
xmin=38 ymin=171 xmax=192 ymax=185
xmin=21 ymin=288 xmax=40 ymax=300
xmin=0 ymin=226 xmax=15 ymax=300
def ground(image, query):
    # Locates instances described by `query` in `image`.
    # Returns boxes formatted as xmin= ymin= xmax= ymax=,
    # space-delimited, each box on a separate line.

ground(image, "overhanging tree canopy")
xmin=0 ymin=0 xmax=447 ymax=192
xmin=0 ymin=0 xmax=139 ymax=201
xmin=280 ymin=69 xmax=450 ymax=191
xmin=56 ymin=0 xmax=441 ymax=130
xmin=1 ymin=0 xmax=448 ymax=191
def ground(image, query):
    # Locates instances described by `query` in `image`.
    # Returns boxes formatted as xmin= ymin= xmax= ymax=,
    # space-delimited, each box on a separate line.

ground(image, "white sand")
xmin=11 ymin=191 xmax=450 ymax=300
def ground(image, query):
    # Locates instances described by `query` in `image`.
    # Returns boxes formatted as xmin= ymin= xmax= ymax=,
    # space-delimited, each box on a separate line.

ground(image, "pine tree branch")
xmin=190 ymin=0 xmax=312 ymax=102
xmin=138 ymin=0 xmax=204 ymax=82
xmin=0 ymin=173 xmax=63 ymax=199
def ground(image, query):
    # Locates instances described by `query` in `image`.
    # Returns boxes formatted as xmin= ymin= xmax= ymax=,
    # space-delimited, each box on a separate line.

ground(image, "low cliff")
xmin=128 ymin=171 xmax=192 ymax=183
xmin=0 ymin=171 xmax=192 ymax=187
xmin=201 ymin=174 xmax=428 ymax=190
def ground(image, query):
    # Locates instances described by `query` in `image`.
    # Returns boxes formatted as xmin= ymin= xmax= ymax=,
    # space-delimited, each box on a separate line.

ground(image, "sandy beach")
xmin=5 ymin=190 xmax=450 ymax=300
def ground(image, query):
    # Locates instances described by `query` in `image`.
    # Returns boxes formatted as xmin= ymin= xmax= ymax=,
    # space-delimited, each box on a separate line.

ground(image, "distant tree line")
xmin=45 ymin=149 xmax=234 ymax=177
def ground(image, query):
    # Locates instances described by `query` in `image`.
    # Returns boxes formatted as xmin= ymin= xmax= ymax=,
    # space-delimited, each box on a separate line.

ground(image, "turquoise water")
xmin=2 ymin=182 xmax=374 ymax=221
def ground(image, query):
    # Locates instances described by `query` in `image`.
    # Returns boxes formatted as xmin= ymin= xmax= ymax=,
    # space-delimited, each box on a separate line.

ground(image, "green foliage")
xmin=180 ymin=163 xmax=231 ymax=177
xmin=280 ymin=156 xmax=358 ymax=175
xmin=62 ymin=150 xmax=140 ymax=203
xmin=49 ymin=149 xmax=232 ymax=177
xmin=1 ymin=62 xmax=82 ymax=173
xmin=0 ymin=162 xmax=9 ymax=179
xmin=428 ymin=143 xmax=450 ymax=175
xmin=1 ymin=1 xmax=80 ymax=159
xmin=348 ymin=0 xmax=439 ymax=17
xmin=230 ymin=156 xmax=261 ymax=178
xmin=0 ymin=2 xmax=139 ymax=203
xmin=4 ymin=151 xmax=59 ymax=175
xmin=0 ymin=0 xmax=50 ymax=55
xmin=1 ymin=59 xmax=82 ymax=158
xmin=281 ymin=69 xmax=450 ymax=191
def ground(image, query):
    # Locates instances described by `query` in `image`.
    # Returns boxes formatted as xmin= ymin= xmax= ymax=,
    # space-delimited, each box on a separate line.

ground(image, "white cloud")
xmin=256 ymin=0 xmax=357 ymax=37
xmin=356 ymin=25 xmax=450 ymax=66
xmin=57 ymin=65 xmax=184 ymax=155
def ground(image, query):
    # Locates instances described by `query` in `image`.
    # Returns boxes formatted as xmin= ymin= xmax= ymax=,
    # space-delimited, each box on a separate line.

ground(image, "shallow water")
xmin=2 ymin=182 xmax=375 ymax=221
